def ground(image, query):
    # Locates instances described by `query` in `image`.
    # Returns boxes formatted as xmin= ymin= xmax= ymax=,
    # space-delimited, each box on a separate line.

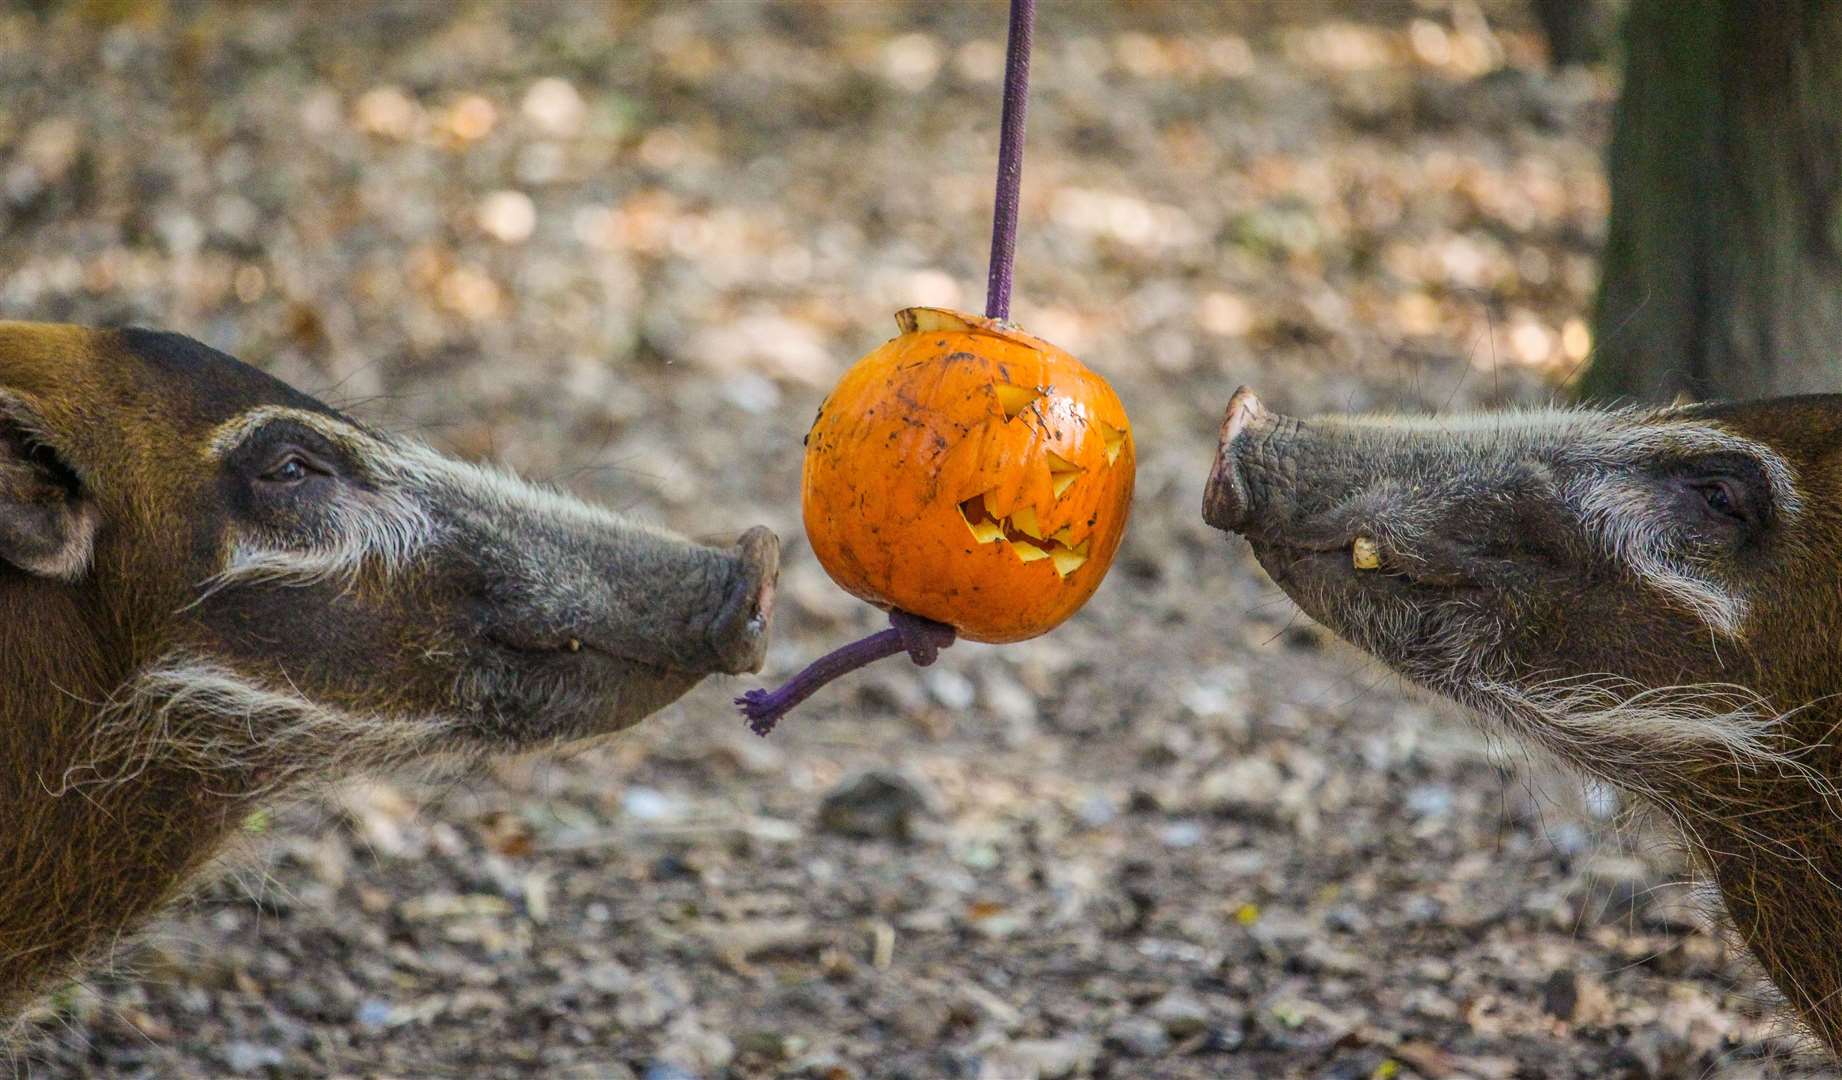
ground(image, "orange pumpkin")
xmin=802 ymin=307 xmax=1135 ymax=644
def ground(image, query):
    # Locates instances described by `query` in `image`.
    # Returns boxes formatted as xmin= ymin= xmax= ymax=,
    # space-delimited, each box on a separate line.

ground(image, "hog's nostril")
xmin=737 ymin=526 xmax=779 ymax=634
xmin=706 ymin=525 xmax=780 ymax=675
xmin=1202 ymin=386 xmax=1263 ymax=533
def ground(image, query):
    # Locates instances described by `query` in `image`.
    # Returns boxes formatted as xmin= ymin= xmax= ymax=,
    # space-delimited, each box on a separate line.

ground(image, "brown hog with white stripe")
xmin=1205 ymin=387 xmax=1842 ymax=1055
xmin=0 ymin=323 xmax=779 ymax=1026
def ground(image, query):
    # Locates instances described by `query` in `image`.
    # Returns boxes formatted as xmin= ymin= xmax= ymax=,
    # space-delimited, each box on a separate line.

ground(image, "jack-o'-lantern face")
xmin=801 ymin=308 xmax=1135 ymax=643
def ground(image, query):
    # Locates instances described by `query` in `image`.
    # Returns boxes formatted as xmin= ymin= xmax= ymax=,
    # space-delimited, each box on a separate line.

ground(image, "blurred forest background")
xmin=2 ymin=1 xmax=1827 ymax=1077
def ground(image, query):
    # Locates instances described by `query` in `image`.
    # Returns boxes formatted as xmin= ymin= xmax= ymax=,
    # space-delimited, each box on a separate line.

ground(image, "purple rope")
xmin=736 ymin=611 xmax=956 ymax=736
xmin=738 ymin=0 xmax=1038 ymax=735
xmin=983 ymin=0 xmax=1036 ymax=321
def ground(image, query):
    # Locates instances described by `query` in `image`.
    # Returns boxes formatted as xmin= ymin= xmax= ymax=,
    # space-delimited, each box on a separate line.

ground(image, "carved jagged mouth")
xmin=958 ymin=492 xmax=1091 ymax=577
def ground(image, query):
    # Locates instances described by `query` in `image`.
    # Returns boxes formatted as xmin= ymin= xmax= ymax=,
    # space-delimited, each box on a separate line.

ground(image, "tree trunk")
xmin=1531 ymin=0 xmax=1602 ymax=67
xmin=1581 ymin=0 xmax=1842 ymax=403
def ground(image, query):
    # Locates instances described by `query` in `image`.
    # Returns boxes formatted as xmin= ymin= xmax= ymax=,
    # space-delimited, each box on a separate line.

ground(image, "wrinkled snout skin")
xmin=421 ymin=484 xmax=783 ymax=745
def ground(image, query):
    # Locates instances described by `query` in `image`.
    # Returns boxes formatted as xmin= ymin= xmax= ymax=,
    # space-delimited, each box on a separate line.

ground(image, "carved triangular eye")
xmin=994 ymin=382 xmax=1043 ymax=421
xmin=1097 ymin=421 xmax=1127 ymax=465
xmin=1046 ymin=451 xmax=1082 ymax=497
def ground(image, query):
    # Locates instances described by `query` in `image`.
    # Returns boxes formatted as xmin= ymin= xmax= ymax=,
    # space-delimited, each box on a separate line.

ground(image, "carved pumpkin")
xmin=802 ymin=307 xmax=1135 ymax=644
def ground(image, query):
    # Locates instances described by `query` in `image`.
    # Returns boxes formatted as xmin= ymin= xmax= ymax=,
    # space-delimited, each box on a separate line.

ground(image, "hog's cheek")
xmin=535 ymin=663 xmax=705 ymax=740
xmin=188 ymin=582 xmax=455 ymax=715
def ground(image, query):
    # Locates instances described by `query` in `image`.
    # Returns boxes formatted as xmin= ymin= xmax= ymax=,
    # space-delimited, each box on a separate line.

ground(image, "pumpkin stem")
xmin=983 ymin=0 xmax=1035 ymax=322
xmin=737 ymin=610 xmax=957 ymax=736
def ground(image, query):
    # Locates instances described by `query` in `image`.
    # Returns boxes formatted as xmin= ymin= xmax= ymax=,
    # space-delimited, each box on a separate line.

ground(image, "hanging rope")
xmin=984 ymin=0 xmax=1035 ymax=322
xmin=737 ymin=0 xmax=1039 ymax=734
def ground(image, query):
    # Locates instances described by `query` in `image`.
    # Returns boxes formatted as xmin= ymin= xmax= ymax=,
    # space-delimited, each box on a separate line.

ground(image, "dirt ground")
xmin=2 ymin=2 xmax=1830 ymax=1077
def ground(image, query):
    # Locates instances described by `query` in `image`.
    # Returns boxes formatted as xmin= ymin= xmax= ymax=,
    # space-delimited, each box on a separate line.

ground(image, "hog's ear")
xmin=0 ymin=396 xmax=96 ymax=581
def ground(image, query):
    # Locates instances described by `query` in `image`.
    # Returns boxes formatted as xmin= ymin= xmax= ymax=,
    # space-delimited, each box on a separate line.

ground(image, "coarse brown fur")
xmin=1205 ymin=389 xmax=1842 ymax=1057
xmin=0 ymin=322 xmax=778 ymax=1032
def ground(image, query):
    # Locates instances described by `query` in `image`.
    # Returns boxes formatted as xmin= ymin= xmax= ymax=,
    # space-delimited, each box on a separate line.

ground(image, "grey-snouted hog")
xmin=0 ymin=322 xmax=778 ymax=1027
xmin=1204 ymin=386 xmax=1842 ymax=1055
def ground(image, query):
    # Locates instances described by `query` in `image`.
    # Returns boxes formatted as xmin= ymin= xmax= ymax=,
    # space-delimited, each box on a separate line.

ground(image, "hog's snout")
xmin=454 ymin=482 xmax=781 ymax=685
xmin=1202 ymin=386 xmax=1268 ymax=533
xmin=705 ymin=525 xmax=779 ymax=675
xmin=1201 ymin=387 xmax=1576 ymax=593
xmin=1200 ymin=386 xmax=1393 ymax=569
xmin=596 ymin=523 xmax=781 ymax=678
xmin=1201 ymin=388 xmax=1369 ymax=579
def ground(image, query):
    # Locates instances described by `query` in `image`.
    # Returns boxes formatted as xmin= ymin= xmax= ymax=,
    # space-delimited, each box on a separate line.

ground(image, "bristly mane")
xmin=0 ymin=584 xmax=234 ymax=1027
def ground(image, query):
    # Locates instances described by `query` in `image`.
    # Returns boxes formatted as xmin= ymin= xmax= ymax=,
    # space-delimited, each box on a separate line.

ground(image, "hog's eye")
xmin=262 ymin=456 xmax=308 ymax=485
xmin=227 ymin=424 xmax=346 ymax=503
xmin=1678 ymin=470 xmax=1760 ymax=532
xmin=1696 ymin=479 xmax=1738 ymax=518
xmin=255 ymin=449 xmax=333 ymax=489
